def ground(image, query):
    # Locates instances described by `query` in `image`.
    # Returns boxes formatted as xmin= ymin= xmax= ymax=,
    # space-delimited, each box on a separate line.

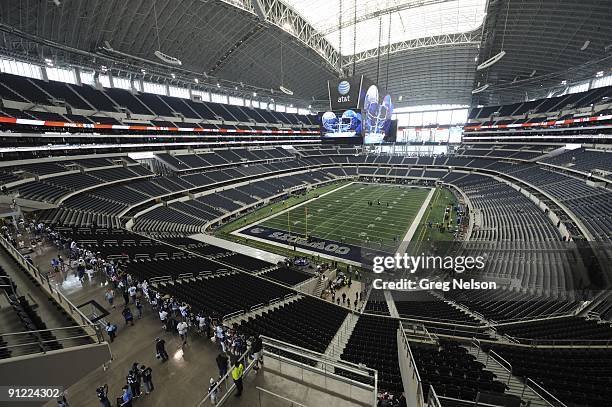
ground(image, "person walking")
xmin=119 ymin=385 xmax=132 ymax=407
xmin=105 ymin=288 xmax=115 ymax=309
xmin=208 ymin=377 xmax=219 ymax=405
xmin=127 ymin=370 xmax=140 ymax=400
xmin=231 ymin=360 xmax=244 ymax=397
xmin=140 ymin=365 xmax=154 ymax=394
xmin=159 ymin=308 xmax=168 ymax=330
xmin=122 ymin=289 xmax=130 ymax=307
xmin=130 ymin=363 xmax=142 ymax=398
xmin=105 ymin=322 xmax=117 ymax=343
xmin=177 ymin=320 xmax=188 ymax=346
xmin=216 ymin=352 xmax=229 ymax=378
xmin=128 ymin=284 xmax=137 ymax=304
xmin=96 ymin=384 xmax=111 ymax=407
xmin=122 ymin=306 xmax=134 ymax=326
xmin=135 ymin=298 xmax=143 ymax=319
xmin=251 ymin=334 xmax=264 ymax=371
xmin=155 ymin=338 xmax=168 ymax=362
xmin=215 ymin=324 xmax=226 ymax=352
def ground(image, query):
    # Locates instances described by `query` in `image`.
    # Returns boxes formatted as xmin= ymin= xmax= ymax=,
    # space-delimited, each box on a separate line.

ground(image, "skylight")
xmin=282 ymin=0 xmax=486 ymax=55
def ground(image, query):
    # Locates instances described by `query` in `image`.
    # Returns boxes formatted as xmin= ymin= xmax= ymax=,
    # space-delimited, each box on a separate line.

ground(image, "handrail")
xmin=222 ymin=309 xmax=245 ymax=321
xmin=513 ymin=336 xmax=612 ymax=347
xmin=0 ymin=235 xmax=103 ymax=344
xmin=262 ymin=341 xmax=378 ymax=406
xmin=526 ymin=378 xmax=568 ymax=407
xmin=401 ymin=328 xmax=422 ymax=384
xmin=399 ymin=325 xmax=425 ymax=407
xmin=491 ymin=312 xmax=576 ymax=325
xmin=489 ymin=350 xmax=512 ymax=375
xmin=427 ymin=385 xmax=443 ymax=407
xmin=195 ymin=347 xmax=253 ymax=407
xmin=437 ymin=396 xmax=506 ymax=407
xmin=255 ymin=386 xmax=308 ymax=407
xmin=250 ymin=302 xmax=266 ymax=312
xmin=0 ymin=324 xmax=96 ymax=337
xmin=260 ymin=335 xmax=376 ymax=378
xmin=398 ymin=314 xmax=487 ymax=329
xmin=0 ymin=334 xmax=94 ymax=351
xmin=2 ymin=239 xmax=83 ymax=321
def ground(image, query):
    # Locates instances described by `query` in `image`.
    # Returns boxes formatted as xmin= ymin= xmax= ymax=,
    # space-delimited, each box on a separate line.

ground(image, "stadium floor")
xmin=235 ymin=183 xmax=431 ymax=262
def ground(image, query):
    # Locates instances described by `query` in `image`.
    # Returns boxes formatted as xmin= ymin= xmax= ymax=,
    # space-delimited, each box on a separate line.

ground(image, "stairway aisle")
xmin=384 ymin=290 xmax=400 ymax=318
xmin=323 ymin=312 xmax=359 ymax=359
xmin=224 ymin=293 xmax=302 ymax=325
xmin=463 ymin=344 xmax=550 ymax=407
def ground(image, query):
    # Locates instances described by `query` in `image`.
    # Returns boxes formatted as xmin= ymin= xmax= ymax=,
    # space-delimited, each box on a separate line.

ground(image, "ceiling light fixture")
xmin=472 ymin=84 xmax=490 ymax=94
xmin=153 ymin=51 xmax=182 ymax=67
xmin=278 ymin=41 xmax=294 ymax=95
xmin=152 ymin=1 xmax=182 ymax=66
xmin=580 ymin=40 xmax=590 ymax=51
xmin=477 ymin=51 xmax=505 ymax=71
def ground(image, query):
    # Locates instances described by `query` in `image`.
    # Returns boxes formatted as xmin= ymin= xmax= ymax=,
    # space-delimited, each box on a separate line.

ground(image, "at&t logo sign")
xmin=337 ymin=80 xmax=351 ymax=103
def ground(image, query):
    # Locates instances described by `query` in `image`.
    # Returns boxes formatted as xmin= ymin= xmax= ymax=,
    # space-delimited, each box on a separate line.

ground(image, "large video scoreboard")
xmin=321 ymin=75 xmax=397 ymax=145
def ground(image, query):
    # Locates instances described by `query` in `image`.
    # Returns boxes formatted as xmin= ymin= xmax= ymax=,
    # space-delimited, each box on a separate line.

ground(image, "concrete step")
xmin=464 ymin=345 xmax=550 ymax=407
xmin=429 ymin=291 xmax=490 ymax=325
xmin=323 ymin=312 xmax=360 ymax=359
xmin=383 ymin=290 xmax=399 ymax=318
xmin=225 ymin=294 xmax=302 ymax=325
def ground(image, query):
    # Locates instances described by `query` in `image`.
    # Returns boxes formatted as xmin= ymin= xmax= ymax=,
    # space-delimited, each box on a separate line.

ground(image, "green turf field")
xmin=256 ymin=182 xmax=431 ymax=251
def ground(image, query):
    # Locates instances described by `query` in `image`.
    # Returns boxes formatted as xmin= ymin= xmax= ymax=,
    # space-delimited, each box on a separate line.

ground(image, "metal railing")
xmin=256 ymin=387 xmax=308 ymax=407
xmin=398 ymin=325 xmax=425 ymax=407
xmin=437 ymin=396 xmax=506 ymax=407
xmin=0 ymin=235 xmax=104 ymax=347
xmin=470 ymin=338 xmax=566 ymax=407
xmin=525 ymin=378 xmax=568 ymax=407
xmin=261 ymin=335 xmax=377 ymax=406
xmin=323 ymin=312 xmax=358 ymax=357
xmin=427 ymin=385 xmax=443 ymax=407
xmin=513 ymin=336 xmax=612 ymax=348
xmin=0 ymin=325 xmax=97 ymax=353
xmin=488 ymin=350 xmax=513 ymax=384
xmin=196 ymin=347 xmax=256 ymax=407
xmin=401 ymin=321 xmax=439 ymax=344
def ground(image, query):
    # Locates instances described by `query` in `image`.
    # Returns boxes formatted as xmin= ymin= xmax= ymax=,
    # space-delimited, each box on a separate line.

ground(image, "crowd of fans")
xmin=1 ymin=217 xmax=264 ymax=405
xmin=1 ymin=217 xmax=406 ymax=406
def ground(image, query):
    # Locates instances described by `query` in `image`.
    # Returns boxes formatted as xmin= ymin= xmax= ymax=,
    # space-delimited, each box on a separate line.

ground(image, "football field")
xmin=256 ymin=182 xmax=430 ymax=251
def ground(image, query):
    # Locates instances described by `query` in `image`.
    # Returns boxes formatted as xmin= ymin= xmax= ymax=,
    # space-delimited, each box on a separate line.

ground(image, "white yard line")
xmin=396 ymin=187 xmax=436 ymax=255
xmin=232 ymin=181 xmax=355 ymax=235
xmin=231 ymin=182 xmax=433 ymax=265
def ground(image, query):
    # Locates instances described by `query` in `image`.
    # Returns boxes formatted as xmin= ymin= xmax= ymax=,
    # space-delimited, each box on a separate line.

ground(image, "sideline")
xmin=395 ymin=187 xmax=436 ymax=255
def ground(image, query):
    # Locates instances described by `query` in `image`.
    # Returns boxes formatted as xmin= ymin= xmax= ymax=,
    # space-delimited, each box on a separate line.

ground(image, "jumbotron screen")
xmin=319 ymin=109 xmax=363 ymax=144
xmin=362 ymin=84 xmax=396 ymax=144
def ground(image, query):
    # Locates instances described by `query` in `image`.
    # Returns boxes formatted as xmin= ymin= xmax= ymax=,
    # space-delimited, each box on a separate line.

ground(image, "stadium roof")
xmin=282 ymin=0 xmax=486 ymax=55
xmin=0 ymin=0 xmax=607 ymax=109
xmin=473 ymin=0 xmax=612 ymax=105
